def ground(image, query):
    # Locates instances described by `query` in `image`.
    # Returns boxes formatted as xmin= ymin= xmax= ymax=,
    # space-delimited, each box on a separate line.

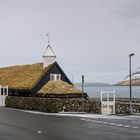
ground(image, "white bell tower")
xmin=43 ymin=34 xmax=56 ymax=68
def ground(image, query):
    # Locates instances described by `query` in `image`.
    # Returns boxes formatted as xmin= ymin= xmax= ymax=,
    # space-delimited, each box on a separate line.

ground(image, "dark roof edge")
xmin=53 ymin=62 xmax=73 ymax=85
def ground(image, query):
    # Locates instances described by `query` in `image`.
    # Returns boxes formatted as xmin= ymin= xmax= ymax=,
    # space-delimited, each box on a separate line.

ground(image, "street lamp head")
xmin=129 ymin=53 xmax=135 ymax=57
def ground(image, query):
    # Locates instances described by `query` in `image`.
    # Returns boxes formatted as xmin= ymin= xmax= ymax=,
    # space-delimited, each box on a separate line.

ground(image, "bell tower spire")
xmin=43 ymin=34 xmax=56 ymax=68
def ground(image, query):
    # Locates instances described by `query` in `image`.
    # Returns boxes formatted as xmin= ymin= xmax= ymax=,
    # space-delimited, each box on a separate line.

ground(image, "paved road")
xmin=0 ymin=108 xmax=140 ymax=140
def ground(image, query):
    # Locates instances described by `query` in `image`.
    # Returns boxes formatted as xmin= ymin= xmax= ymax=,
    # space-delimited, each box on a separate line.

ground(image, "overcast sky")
xmin=0 ymin=0 xmax=140 ymax=84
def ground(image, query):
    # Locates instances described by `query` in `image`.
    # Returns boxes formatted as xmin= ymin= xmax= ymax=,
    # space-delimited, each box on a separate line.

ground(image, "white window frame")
xmin=50 ymin=74 xmax=61 ymax=81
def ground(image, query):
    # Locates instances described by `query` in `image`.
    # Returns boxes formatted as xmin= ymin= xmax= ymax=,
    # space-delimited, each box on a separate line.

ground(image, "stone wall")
xmin=5 ymin=96 xmax=101 ymax=113
xmin=5 ymin=96 xmax=140 ymax=114
xmin=115 ymin=102 xmax=140 ymax=114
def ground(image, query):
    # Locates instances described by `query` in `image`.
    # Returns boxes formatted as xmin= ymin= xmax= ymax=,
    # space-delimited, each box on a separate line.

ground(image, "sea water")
xmin=76 ymin=85 xmax=140 ymax=98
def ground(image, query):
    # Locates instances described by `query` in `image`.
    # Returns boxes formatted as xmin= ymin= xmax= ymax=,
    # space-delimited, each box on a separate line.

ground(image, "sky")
xmin=0 ymin=0 xmax=140 ymax=84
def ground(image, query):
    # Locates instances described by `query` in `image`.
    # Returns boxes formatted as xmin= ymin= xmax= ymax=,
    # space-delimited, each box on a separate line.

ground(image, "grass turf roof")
xmin=37 ymin=80 xmax=82 ymax=95
xmin=0 ymin=63 xmax=52 ymax=90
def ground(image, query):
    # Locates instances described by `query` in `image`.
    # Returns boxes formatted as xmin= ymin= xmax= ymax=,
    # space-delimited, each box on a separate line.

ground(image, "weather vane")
xmin=46 ymin=33 xmax=50 ymax=45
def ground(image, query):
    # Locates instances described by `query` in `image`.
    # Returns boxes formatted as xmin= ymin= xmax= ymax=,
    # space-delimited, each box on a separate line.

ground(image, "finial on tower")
xmin=46 ymin=33 xmax=50 ymax=46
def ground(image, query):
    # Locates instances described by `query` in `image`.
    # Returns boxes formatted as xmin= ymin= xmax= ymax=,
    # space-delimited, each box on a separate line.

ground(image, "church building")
xmin=0 ymin=43 xmax=86 ymax=98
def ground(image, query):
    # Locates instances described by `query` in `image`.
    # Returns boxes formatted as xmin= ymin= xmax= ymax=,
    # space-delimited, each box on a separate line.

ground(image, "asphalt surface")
xmin=0 ymin=108 xmax=140 ymax=140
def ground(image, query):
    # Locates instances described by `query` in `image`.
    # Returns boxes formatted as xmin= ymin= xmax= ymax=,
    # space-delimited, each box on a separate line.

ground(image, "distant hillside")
xmin=74 ymin=82 xmax=110 ymax=87
xmin=117 ymin=67 xmax=140 ymax=86
xmin=117 ymin=79 xmax=140 ymax=86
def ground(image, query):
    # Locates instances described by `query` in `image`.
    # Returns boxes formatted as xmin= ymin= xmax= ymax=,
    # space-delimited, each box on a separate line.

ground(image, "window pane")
xmin=50 ymin=74 xmax=54 ymax=80
xmin=56 ymin=75 xmax=59 ymax=80
xmin=50 ymin=74 xmax=61 ymax=81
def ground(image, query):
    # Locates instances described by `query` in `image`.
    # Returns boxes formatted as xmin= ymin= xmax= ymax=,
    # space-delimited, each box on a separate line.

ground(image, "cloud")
xmin=104 ymin=0 xmax=140 ymax=19
xmin=0 ymin=0 xmax=140 ymax=84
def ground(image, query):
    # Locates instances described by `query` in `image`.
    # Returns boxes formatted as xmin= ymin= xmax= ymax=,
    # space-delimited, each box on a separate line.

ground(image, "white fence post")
xmin=113 ymin=90 xmax=115 ymax=114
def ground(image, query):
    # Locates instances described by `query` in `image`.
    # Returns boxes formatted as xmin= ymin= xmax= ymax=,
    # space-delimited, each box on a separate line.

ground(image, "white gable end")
xmin=43 ymin=45 xmax=56 ymax=68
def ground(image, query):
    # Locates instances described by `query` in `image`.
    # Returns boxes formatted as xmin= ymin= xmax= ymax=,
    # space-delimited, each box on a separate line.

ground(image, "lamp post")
xmin=129 ymin=53 xmax=135 ymax=115
xmin=82 ymin=75 xmax=84 ymax=113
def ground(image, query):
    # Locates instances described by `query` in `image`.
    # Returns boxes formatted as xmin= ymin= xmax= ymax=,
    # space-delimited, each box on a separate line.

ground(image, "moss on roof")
xmin=38 ymin=80 xmax=82 ymax=95
xmin=0 ymin=63 xmax=52 ymax=90
xmin=0 ymin=62 xmax=81 ymax=95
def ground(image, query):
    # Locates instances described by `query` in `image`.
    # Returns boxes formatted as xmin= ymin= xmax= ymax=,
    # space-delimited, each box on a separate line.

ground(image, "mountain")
xmin=117 ymin=67 xmax=140 ymax=86
xmin=74 ymin=82 xmax=110 ymax=87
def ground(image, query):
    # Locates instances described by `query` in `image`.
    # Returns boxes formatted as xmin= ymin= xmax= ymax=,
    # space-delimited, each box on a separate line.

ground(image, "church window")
xmin=50 ymin=74 xmax=61 ymax=81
